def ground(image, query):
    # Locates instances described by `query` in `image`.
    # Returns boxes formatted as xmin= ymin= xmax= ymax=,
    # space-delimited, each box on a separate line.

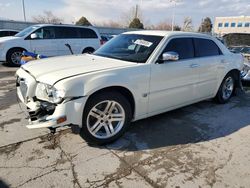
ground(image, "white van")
xmin=0 ymin=24 xmax=102 ymax=66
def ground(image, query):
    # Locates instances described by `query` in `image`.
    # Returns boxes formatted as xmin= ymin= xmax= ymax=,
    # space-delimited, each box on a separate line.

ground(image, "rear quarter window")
xmin=78 ymin=28 xmax=98 ymax=38
xmin=194 ymin=38 xmax=222 ymax=57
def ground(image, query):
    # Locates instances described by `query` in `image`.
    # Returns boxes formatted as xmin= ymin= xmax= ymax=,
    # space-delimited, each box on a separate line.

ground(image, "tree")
xmin=121 ymin=5 xmax=144 ymax=27
xmin=33 ymin=11 xmax=63 ymax=24
xmin=97 ymin=20 xmax=122 ymax=28
xmin=173 ymin=25 xmax=181 ymax=31
xmin=182 ymin=17 xmax=193 ymax=32
xmin=148 ymin=21 xmax=172 ymax=30
xmin=129 ymin=18 xmax=144 ymax=29
xmin=75 ymin=16 xmax=92 ymax=26
xmin=198 ymin=17 xmax=213 ymax=33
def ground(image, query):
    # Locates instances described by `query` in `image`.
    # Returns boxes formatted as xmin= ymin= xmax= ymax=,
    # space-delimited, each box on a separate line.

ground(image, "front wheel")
xmin=214 ymin=73 xmax=235 ymax=104
xmin=81 ymin=91 xmax=132 ymax=145
xmin=6 ymin=48 xmax=24 ymax=67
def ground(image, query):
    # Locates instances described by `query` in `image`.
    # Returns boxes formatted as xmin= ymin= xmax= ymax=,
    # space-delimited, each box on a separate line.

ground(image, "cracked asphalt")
xmin=0 ymin=64 xmax=250 ymax=188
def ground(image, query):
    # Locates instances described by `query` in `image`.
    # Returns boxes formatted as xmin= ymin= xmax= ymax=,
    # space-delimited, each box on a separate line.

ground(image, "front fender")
xmin=55 ymin=65 xmax=151 ymax=119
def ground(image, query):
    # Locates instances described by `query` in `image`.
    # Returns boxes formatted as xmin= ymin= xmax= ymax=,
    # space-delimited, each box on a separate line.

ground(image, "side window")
xmin=194 ymin=38 xmax=221 ymax=57
xmin=79 ymin=28 xmax=98 ymax=38
xmin=0 ymin=31 xmax=8 ymax=37
xmin=163 ymin=38 xmax=194 ymax=60
xmin=43 ymin=27 xmax=55 ymax=39
xmin=55 ymin=27 xmax=79 ymax=39
xmin=32 ymin=27 xmax=55 ymax=39
xmin=9 ymin=31 xmax=18 ymax=36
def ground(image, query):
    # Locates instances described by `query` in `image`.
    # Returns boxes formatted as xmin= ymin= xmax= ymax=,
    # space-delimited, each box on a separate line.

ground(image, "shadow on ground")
xmin=78 ymin=90 xmax=250 ymax=151
xmin=0 ymin=179 xmax=9 ymax=188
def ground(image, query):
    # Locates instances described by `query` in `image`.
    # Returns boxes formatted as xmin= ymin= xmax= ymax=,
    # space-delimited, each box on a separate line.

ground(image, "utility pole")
xmin=135 ymin=4 xmax=138 ymax=18
xmin=22 ymin=0 xmax=26 ymax=22
xmin=170 ymin=0 xmax=177 ymax=31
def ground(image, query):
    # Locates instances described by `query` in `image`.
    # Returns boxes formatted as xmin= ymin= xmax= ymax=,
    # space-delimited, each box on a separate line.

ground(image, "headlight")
xmin=0 ymin=43 xmax=4 ymax=49
xmin=241 ymin=63 xmax=250 ymax=78
xmin=36 ymin=83 xmax=65 ymax=104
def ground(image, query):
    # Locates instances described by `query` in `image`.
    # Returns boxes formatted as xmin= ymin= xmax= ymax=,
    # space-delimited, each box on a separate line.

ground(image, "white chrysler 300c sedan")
xmin=16 ymin=31 xmax=244 ymax=144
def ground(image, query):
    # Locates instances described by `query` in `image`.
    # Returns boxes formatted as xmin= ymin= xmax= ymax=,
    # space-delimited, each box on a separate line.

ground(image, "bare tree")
xmin=96 ymin=20 xmax=122 ymax=28
xmin=182 ymin=17 xmax=193 ymax=32
xmin=33 ymin=11 xmax=63 ymax=24
xmin=148 ymin=21 xmax=172 ymax=30
xmin=198 ymin=17 xmax=213 ymax=33
xmin=121 ymin=5 xmax=144 ymax=27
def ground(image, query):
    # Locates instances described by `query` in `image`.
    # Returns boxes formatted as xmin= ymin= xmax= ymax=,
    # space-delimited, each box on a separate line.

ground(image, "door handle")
xmin=190 ymin=64 xmax=199 ymax=68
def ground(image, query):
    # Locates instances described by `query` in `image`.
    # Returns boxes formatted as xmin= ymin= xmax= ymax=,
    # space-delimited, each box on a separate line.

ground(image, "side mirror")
xmin=162 ymin=51 xmax=179 ymax=61
xmin=30 ymin=33 xmax=38 ymax=39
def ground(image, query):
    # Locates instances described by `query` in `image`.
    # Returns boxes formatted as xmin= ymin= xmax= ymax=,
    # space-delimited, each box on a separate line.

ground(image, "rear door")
xmin=193 ymin=38 xmax=223 ymax=98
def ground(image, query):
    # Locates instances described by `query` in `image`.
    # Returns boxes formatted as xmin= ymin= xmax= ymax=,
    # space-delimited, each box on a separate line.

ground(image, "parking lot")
xmin=0 ymin=64 xmax=250 ymax=188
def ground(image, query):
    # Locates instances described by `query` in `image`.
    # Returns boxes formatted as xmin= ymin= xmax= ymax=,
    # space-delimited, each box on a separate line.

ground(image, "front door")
xmin=29 ymin=26 xmax=58 ymax=56
xmin=148 ymin=37 xmax=199 ymax=114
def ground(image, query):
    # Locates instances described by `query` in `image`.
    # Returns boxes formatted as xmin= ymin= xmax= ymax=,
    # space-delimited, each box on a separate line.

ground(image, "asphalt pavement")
xmin=0 ymin=64 xmax=250 ymax=188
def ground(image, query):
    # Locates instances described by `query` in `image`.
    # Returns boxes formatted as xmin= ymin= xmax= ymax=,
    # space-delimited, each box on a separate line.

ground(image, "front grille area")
xmin=19 ymin=79 xmax=28 ymax=100
xmin=28 ymin=101 xmax=56 ymax=122
xmin=17 ymin=76 xmax=28 ymax=100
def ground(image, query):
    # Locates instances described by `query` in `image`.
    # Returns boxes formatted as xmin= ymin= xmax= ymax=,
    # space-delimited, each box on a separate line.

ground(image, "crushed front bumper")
xmin=16 ymin=68 xmax=87 ymax=129
xmin=17 ymin=90 xmax=87 ymax=129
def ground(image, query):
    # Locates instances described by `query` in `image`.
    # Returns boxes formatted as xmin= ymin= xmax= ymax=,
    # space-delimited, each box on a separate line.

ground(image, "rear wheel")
xmin=82 ymin=47 xmax=95 ymax=54
xmin=214 ymin=73 xmax=235 ymax=104
xmin=81 ymin=91 xmax=132 ymax=145
xmin=6 ymin=48 xmax=24 ymax=67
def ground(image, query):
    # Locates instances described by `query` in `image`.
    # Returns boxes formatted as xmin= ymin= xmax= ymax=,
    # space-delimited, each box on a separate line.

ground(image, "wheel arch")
xmin=227 ymin=69 xmax=241 ymax=88
xmin=215 ymin=68 xmax=242 ymax=98
xmin=6 ymin=47 xmax=27 ymax=59
xmin=82 ymin=47 xmax=95 ymax=54
xmin=84 ymin=86 xmax=136 ymax=119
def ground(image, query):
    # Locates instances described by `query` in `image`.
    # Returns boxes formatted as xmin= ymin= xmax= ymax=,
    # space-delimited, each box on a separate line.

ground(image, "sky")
xmin=0 ymin=0 xmax=250 ymax=28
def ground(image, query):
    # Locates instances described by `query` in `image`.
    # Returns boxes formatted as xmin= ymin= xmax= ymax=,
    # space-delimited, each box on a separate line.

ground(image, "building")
xmin=214 ymin=16 xmax=250 ymax=36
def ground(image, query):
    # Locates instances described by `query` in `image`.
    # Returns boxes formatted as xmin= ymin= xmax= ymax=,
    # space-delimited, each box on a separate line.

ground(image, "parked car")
xmin=0 ymin=29 xmax=19 ymax=37
xmin=0 ymin=24 xmax=102 ymax=66
xmin=228 ymin=46 xmax=250 ymax=59
xmin=101 ymin=35 xmax=109 ymax=44
xmin=16 ymin=31 xmax=244 ymax=144
xmin=240 ymin=46 xmax=250 ymax=60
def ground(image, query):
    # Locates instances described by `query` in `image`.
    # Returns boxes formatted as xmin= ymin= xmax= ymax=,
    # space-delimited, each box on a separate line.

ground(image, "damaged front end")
xmin=16 ymin=68 xmax=86 ymax=132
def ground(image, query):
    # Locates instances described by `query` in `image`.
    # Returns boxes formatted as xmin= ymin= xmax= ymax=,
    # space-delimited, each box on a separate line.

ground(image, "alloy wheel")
xmin=86 ymin=100 xmax=125 ymax=139
xmin=11 ymin=51 xmax=22 ymax=65
xmin=222 ymin=76 xmax=234 ymax=100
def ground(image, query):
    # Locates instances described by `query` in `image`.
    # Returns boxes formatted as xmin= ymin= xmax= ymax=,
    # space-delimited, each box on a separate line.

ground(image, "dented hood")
xmin=21 ymin=54 xmax=136 ymax=85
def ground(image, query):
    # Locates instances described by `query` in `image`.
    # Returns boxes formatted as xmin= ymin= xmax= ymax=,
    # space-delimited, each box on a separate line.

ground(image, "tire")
xmin=81 ymin=91 xmax=132 ymax=145
xmin=6 ymin=48 xmax=24 ymax=67
xmin=214 ymin=73 xmax=235 ymax=104
xmin=82 ymin=47 xmax=95 ymax=54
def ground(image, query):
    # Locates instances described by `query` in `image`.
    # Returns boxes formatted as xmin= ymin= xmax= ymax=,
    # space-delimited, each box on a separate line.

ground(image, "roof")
xmin=32 ymin=24 xmax=93 ymax=29
xmin=0 ymin=29 xmax=19 ymax=32
xmin=123 ymin=30 xmax=212 ymax=38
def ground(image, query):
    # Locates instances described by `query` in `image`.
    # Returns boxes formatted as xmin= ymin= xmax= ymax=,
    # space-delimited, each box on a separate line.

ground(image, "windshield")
xmin=15 ymin=25 xmax=40 ymax=37
xmin=230 ymin=47 xmax=243 ymax=53
xmin=241 ymin=47 xmax=250 ymax=54
xmin=94 ymin=34 xmax=163 ymax=63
